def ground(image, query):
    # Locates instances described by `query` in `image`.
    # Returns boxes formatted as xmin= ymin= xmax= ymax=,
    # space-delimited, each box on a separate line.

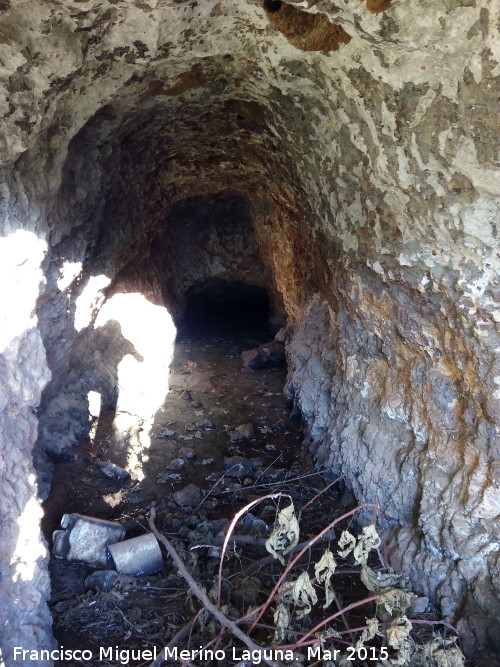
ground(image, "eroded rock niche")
xmin=0 ymin=0 xmax=498 ymax=662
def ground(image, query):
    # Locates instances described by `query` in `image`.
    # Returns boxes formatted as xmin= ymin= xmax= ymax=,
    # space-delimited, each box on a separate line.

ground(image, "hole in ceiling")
xmin=263 ymin=0 xmax=282 ymax=13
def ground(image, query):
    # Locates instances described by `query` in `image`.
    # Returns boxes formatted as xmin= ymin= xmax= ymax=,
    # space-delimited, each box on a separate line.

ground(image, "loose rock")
xmin=223 ymin=456 xmax=253 ymax=478
xmin=235 ymin=423 xmax=255 ymax=439
xmin=172 ymin=484 xmax=202 ymax=508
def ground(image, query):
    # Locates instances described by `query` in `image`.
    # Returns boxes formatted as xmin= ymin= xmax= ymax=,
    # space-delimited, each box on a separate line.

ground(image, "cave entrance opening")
xmin=180 ymin=277 xmax=272 ymax=340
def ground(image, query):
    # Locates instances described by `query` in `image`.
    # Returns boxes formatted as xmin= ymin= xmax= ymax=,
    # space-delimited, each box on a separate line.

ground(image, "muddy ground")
xmin=41 ymin=323 xmax=465 ymax=667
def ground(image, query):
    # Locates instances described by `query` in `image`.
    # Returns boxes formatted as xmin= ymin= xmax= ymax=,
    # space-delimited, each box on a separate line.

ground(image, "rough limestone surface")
xmin=0 ymin=0 xmax=499 ymax=661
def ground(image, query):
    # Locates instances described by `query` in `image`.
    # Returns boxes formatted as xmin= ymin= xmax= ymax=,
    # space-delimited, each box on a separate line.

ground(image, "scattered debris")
xmin=53 ymin=514 xmax=125 ymax=566
xmin=235 ymin=422 xmax=255 ymax=439
xmin=172 ymin=483 xmax=202 ymax=507
xmin=241 ymin=340 xmax=285 ymax=370
xmin=108 ymin=533 xmax=163 ymax=576
xmin=95 ymin=461 xmax=131 ymax=483
xmin=167 ymin=458 xmax=186 ymax=470
xmin=84 ymin=570 xmax=118 ymax=592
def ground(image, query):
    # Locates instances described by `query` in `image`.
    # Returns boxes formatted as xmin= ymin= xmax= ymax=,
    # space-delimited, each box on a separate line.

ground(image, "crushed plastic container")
xmin=53 ymin=513 xmax=125 ymax=566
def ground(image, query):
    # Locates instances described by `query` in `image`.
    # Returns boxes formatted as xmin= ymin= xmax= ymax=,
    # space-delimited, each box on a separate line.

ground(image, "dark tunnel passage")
xmin=180 ymin=278 xmax=272 ymax=337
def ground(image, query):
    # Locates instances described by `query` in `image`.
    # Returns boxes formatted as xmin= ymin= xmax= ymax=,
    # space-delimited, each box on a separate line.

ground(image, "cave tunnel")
xmin=181 ymin=278 xmax=272 ymax=336
xmin=0 ymin=0 xmax=499 ymax=664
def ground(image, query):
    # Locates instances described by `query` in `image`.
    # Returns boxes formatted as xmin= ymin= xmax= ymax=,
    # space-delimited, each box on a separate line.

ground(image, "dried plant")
xmin=148 ymin=484 xmax=466 ymax=667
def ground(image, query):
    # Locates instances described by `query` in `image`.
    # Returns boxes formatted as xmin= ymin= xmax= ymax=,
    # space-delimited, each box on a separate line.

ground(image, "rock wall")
xmin=0 ymin=0 xmax=498 ymax=659
xmin=0 ymin=230 xmax=54 ymax=661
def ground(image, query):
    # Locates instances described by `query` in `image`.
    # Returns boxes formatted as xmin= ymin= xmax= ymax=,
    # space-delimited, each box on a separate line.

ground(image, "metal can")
xmin=107 ymin=533 xmax=163 ymax=575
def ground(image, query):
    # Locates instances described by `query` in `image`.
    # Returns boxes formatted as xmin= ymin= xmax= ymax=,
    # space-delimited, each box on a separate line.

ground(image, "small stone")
xmin=194 ymin=430 xmax=202 ymax=439
xmin=179 ymin=447 xmax=196 ymax=459
xmin=223 ymin=456 xmax=253 ymax=478
xmin=190 ymin=401 xmax=203 ymax=408
xmin=412 ymin=596 xmax=429 ymax=614
xmin=236 ymin=423 xmax=255 ymax=439
xmin=160 ymin=429 xmax=176 ymax=438
xmin=95 ymin=461 xmax=131 ymax=483
xmin=185 ymin=424 xmax=196 ymax=431
xmin=196 ymin=418 xmax=214 ymax=429
xmin=202 ymin=458 xmax=214 ymax=465
xmin=168 ymin=458 xmax=185 ymax=470
xmin=157 ymin=472 xmax=182 ymax=483
xmin=181 ymin=390 xmax=192 ymax=401
xmin=228 ymin=430 xmax=243 ymax=442
xmin=178 ymin=434 xmax=193 ymax=441
xmin=172 ymin=484 xmax=202 ymax=508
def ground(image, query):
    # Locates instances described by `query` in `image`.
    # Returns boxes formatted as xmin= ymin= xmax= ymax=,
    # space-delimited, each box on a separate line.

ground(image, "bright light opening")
xmin=74 ymin=274 xmax=111 ymax=332
xmin=57 ymin=261 xmax=82 ymax=291
xmin=94 ymin=293 xmax=177 ymax=478
xmin=11 ymin=476 xmax=46 ymax=582
xmin=0 ymin=231 xmax=47 ymax=354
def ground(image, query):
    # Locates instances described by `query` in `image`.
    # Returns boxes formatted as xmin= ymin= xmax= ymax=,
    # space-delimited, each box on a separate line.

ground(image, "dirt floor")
xmin=41 ymin=323 xmax=468 ymax=667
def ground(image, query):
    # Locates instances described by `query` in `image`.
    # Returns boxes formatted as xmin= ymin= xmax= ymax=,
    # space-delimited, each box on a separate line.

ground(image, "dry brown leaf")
xmin=273 ymin=601 xmax=290 ymax=642
xmin=377 ymin=588 xmax=413 ymax=616
xmin=292 ymin=572 xmax=318 ymax=619
xmin=265 ymin=503 xmax=300 ymax=565
xmin=361 ymin=564 xmax=409 ymax=593
xmin=422 ymin=638 xmax=465 ymax=667
xmin=314 ymin=549 xmax=337 ymax=609
xmin=387 ymin=615 xmax=412 ymax=649
xmin=353 ymin=524 xmax=381 ymax=565
xmin=355 ymin=617 xmax=381 ymax=650
xmin=337 ymin=529 xmax=356 ymax=558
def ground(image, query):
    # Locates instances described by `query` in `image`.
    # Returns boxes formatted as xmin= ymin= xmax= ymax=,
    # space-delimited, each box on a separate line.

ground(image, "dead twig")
xmin=150 ymin=616 xmax=197 ymax=667
xmin=148 ymin=503 xmax=280 ymax=667
xmin=247 ymin=503 xmax=379 ymax=634
xmin=216 ymin=492 xmax=292 ymax=609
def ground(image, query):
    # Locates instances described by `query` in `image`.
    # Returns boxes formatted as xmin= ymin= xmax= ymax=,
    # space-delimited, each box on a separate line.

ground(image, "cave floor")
xmin=41 ymin=326 xmax=324 ymax=665
xmin=41 ymin=327 xmax=452 ymax=666
xmin=42 ymin=325 xmax=303 ymax=535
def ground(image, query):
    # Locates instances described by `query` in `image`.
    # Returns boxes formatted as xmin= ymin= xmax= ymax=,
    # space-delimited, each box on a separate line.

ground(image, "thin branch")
xmin=148 ymin=503 xmax=279 ymax=667
xmin=299 ymin=475 xmax=343 ymax=516
xmin=150 ymin=617 xmax=197 ymax=667
xmin=248 ymin=503 xmax=379 ymax=633
xmin=216 ymin=492 xmax=292 ymax=609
